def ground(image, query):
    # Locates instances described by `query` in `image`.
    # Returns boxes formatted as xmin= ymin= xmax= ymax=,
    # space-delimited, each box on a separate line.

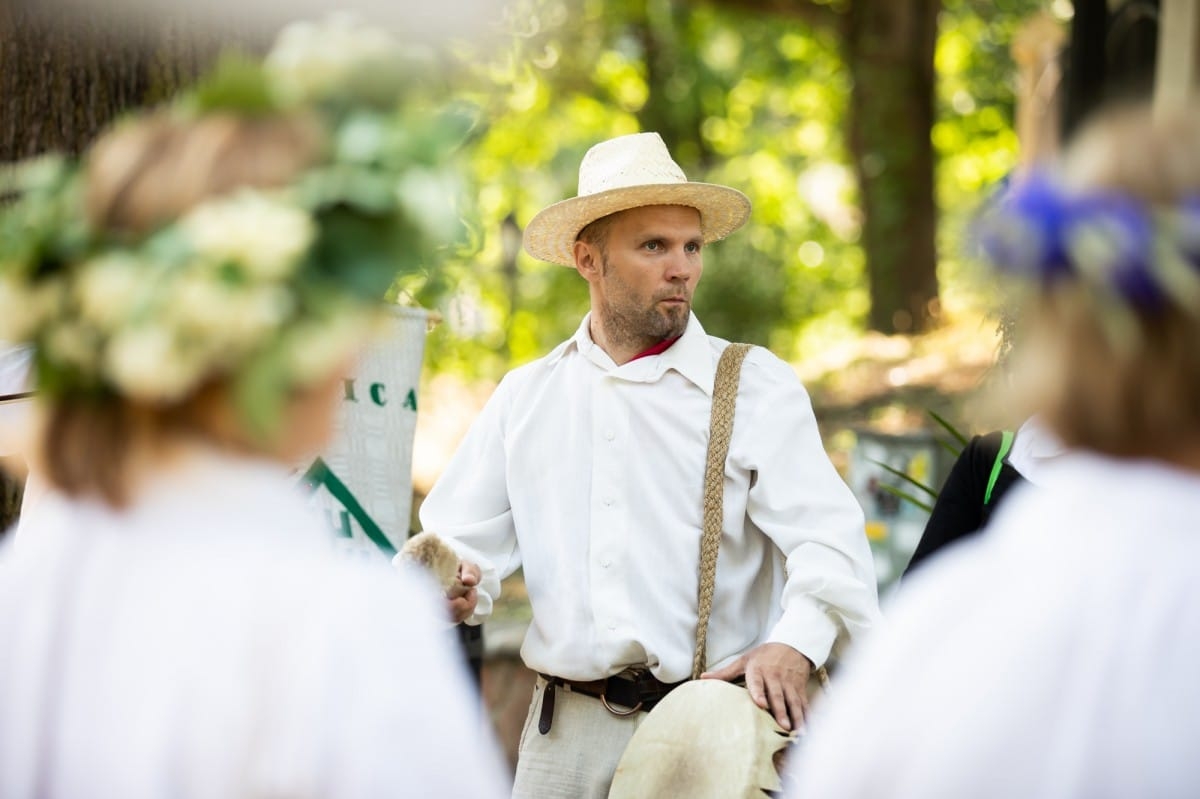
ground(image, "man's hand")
xmin=446 ymin=560 xmax=481 ymax=624
xmin=701 ymin=642 xmax=812 ymax=731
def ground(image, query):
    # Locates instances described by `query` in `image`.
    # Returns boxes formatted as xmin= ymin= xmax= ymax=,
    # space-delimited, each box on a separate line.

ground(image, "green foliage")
xmin=188 ymin=53 xmax=276 ymax=114
xmin=935 ymin=0 xmax=1051 ymax=306
xmin=415 ymin=0 xmax=1054 ymax=380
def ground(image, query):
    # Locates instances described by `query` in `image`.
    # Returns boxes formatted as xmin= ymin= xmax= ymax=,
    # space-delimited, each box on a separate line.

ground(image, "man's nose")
xmin=664 ymin=249 xmax=694 ymax=280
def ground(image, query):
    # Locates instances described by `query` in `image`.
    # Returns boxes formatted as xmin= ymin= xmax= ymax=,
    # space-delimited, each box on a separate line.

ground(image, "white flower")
xmin=0 ymin=274 xmax=38 ymax=341
xmin=173 ymin=272 xmax=234 ymax=333
xmin=265 ymin=15 xmax=412 ymax=106
xmin=180 ymin=191 xmax=315 ymax=281
xmin=44 ymin=322 xmax=98 ymax=369
xmin=397 ymin=167 xmax=463 ymax=241
xmin=0 ymin=276 xmax=65 ymax=342
xmin=105 ymin=325 xmax=206 ymax=402
xmin=233 ymin=288 xmax=294 ymax=338
xmin=336 ymin=112 xmax=390 ymax=164
xmin=283 ymin=313 xmax=371 ymax=386
xmin=174 ymin=275 xmax=294 ymax=356
xmin=76 ymin=254 xmax=146 ymax=330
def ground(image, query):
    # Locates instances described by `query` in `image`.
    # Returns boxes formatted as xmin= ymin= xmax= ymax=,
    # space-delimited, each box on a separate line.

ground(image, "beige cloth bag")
xmin=610 ymin=343 xmax=821 ymax=799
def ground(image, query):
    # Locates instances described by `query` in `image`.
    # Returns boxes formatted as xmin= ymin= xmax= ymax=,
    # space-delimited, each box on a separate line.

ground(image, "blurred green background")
xmin=393 ymin=0 xmax=1057 ymax=382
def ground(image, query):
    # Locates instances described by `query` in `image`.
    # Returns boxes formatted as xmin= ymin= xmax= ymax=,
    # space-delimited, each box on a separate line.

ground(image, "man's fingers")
xmin=744 ymin=668 xmax=768 ymax=710
xmin=783 ymin=684 xmax=808 ymax=733
xmin=448 ymin=588 xmax=477 ymax=623
xmin=458 ymin=561 xmax=481 ymax=587
xmin=764 ymin=677 xmax=792 ymax=731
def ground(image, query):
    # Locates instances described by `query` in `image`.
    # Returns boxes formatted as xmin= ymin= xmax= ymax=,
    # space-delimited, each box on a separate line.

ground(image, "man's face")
xmin=582 ymin=205 xmax=704 ymax=352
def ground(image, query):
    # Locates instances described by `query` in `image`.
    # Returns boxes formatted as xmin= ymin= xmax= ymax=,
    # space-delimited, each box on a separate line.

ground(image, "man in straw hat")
xmin=421 ymin=132 xmax=879 ymax=797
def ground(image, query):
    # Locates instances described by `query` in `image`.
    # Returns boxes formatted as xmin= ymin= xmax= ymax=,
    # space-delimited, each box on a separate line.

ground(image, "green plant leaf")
xmin=929 ymin=409 xmax=969 ymax=449
xmin=936 ymin=437 xmax=962 ymax=458
xmin=877 ymin=483 xmax=934 ymax=513
xmin=869 ymin=458 xmax=938 ymax=498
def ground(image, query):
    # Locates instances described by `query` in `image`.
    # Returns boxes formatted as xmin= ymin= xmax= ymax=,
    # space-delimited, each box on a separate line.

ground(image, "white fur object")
xmin=395 ymin=531 xmax=459 ymax=592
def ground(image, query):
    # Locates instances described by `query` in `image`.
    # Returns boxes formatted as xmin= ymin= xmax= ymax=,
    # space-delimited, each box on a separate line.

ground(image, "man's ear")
xmin=574 ymin=239 xmax=601 ymax=283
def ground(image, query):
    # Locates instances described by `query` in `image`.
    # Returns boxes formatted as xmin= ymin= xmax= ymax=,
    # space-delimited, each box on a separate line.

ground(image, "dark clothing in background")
xmin=904 ymin=431 xmax=1026 ymax=577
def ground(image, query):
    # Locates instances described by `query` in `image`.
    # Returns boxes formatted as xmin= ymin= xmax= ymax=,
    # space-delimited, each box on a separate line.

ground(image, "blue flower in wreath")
xmin=1063 ymin=192 xmax=1160 ymax=308
xmin=977 ymin=172 xmax=1077 ymax=284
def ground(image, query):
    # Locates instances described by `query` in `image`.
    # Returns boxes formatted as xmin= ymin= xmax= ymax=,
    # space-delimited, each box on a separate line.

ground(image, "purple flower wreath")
xmin=976 ymin=172 xmax=1200 ymax=311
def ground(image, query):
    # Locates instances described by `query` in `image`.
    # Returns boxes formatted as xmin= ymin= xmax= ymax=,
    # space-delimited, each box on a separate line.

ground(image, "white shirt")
xmin=0 ymin=445 xmax=510 ymax=799
xmin=787 ymin=451 xmax=1200 ymax=798
xmin=1007 ymin=414 xmax=1067 ymax=484
xmin=420 ymin=313 xmax=878 ymax=682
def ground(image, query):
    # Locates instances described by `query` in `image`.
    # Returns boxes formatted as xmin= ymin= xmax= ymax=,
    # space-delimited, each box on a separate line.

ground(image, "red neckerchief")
xmin=628 ymin=336 xmax=681 ymax=362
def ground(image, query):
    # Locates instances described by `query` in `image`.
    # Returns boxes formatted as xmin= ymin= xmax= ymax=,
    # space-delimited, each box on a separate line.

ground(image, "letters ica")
xmin=341 ymin=379 xmax=418 ymax=411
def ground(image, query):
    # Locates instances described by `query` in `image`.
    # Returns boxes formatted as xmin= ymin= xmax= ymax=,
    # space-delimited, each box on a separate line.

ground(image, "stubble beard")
xmin=596 ymin=264 xmax=690 ymax=354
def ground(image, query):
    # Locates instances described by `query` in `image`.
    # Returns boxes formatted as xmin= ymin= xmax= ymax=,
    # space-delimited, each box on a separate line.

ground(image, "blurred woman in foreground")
xmin=787 ymin=103 xmax=1200 ymax=798
xmin=0 ymin=20 xmax=508 ymax=798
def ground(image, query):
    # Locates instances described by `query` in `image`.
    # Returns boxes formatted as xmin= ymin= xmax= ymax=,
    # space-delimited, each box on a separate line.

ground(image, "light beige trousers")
xmin=510 ymin=676 xmax=647 ymax=799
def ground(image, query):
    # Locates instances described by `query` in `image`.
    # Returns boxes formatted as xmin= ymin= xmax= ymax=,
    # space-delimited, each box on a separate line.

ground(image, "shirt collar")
xmin=1008 ymin=415 xmax=1069 ymax=485
xmin=553 ymin=312 xmax=717 ymax=395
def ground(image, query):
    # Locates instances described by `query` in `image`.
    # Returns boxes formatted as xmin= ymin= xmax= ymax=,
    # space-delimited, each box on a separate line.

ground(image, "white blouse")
xmin=786 ymin=451 xmax=1200 ymax=798
xmin=0 ymin=446 xmax=509 ymax=798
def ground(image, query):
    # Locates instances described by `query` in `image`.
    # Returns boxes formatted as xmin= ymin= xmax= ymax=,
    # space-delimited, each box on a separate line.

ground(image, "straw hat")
xmin=608 ymin=680 xmax=795 ymax=799
xmin=522 ymin=132 xmax=751 ymax=266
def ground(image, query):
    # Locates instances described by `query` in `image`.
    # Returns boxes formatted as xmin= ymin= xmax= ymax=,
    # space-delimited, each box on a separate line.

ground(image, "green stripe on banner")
xmin=300 ymin=457 xmax=397 ymax=556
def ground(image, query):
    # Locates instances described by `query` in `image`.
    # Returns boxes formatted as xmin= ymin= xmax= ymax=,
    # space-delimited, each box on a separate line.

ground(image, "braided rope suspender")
xmin=690 ymin=342 xmax=832 ymax=689
xmin=692 ymin=342 xmax=752 ymax=681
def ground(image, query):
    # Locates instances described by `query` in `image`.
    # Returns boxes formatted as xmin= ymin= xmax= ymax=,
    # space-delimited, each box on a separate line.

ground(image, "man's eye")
xmin=644 ymin=241 xmax=661 ymax=251
xmin=685 ymin=243 xmax=701 ymax=253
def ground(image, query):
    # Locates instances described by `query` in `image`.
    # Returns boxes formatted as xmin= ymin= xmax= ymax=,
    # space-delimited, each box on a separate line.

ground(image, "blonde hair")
xmin=86 ymin=112 xmax=323 ymax=235
xmin=41 ymin=112 xmax=325 ymax=507
xmin=1015 ymin=103 xmax=1200 ymax=459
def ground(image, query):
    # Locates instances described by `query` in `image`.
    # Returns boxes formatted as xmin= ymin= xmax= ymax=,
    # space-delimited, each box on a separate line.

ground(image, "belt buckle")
xmin=599 ymin=673 xmax=643 ymax=717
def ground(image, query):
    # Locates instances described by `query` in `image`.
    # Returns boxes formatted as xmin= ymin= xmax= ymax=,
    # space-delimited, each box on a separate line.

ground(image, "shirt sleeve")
xmin=736 ymin=352 xmax=880 ymax=667
xmin=417 ymin=376 xmax=521 ymax=624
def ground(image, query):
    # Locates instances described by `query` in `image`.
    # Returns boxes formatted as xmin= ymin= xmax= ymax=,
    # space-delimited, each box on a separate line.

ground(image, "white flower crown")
xmin=0 ymin=16 xmax=475 ymax=433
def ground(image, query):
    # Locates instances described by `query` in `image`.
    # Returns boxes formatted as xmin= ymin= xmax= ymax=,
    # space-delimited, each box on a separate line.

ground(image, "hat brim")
xmin=522 ymin=182 xmax=751 ymax=266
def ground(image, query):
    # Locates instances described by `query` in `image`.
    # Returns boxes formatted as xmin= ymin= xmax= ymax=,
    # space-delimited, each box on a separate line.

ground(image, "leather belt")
xmin=536 ymin=670 xmax=686 ymax=734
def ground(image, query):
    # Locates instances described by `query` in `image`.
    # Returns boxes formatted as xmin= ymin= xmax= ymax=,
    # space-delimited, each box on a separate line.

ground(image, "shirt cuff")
xmin=767 ymin=598 xmax=839 ymax=669
xmin=466 ymin=591 xmax=493 ymax=625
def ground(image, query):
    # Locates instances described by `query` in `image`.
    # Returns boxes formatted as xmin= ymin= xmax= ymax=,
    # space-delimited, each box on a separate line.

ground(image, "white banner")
xmin=302 ymin=306 xmax=428 ymax=557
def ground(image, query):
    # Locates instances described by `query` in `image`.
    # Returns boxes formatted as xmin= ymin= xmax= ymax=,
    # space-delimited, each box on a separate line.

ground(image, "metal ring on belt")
xmin=599 ymin=693 xmax=643 ymax=716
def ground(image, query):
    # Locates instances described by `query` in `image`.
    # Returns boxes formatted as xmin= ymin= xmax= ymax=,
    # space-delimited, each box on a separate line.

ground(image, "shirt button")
xmin=608 ymin=624 xmax=617 ymax=631
xmin=604 ymin=430 xmax=615 ymax=441
xmin=603 ymin=497 xmax=614 ymax=506
xmin=601 ymin=559 xmax=611 ymax=568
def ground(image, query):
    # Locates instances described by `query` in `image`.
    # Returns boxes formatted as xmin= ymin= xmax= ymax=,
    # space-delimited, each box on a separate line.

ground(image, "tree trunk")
xmin=0 ymin=2 xmax=235 ymax=161
xmin=634 ymin=0 xmax=714 ymax=168
xmin=846 ymin=0 xmax=940 ymax=333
